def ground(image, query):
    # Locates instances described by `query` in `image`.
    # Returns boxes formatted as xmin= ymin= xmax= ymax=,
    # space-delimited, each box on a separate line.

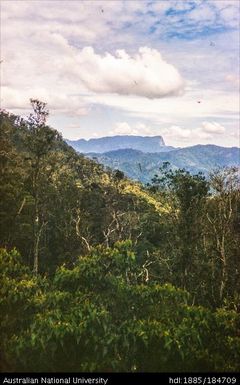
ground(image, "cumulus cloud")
xmin=0 ymin=0 xmax=238 ymax=147
xmin=162 ymin=125 xmax=192 ymax=139
xmin=202 ymin=121 xmax=225 ymax=134
xmin=1 ymin=85 xmax=89 ymax=117
xmin=162 ymin=121 xmax=226 ymax=145
xmin=111 ymin=120 xmax=226 ymax=141
xmin=110 ymin=121 xmax=153 ymax=136
xmin=1 ymin=44 xmax=184 ymax=114
xmin=107 ymin=120 xmax=227 ymax=147
xmin=111 ymin=122 xmax=138 ymax=136
xmin=76 ymin=47 xmax=184 ymax=98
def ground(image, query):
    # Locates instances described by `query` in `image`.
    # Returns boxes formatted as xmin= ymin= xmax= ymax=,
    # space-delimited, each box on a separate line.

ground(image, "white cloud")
xmin=1 ymin=86 xmax=89 ymax=117
xmin=161 ymin=121 xmax=226 ymax=146
xmin=213 ymin=1 xmax=240 ymax=28
xmin=76 ymin=47 xmax=184 ymax=98
xmin=1 ymin=44 xmax=184 ymax=114
xmin=1 ymin=1 xmax=185 ymax=113
xmin=202 ymin=121 xmax=225 ymax=134
xmin=109 ymin=120 xmax=226 ymax=144
xmin=188 ymin=3 xmax=215 ymax=23
xmin=110 ymin=121 xmax=153 ymax=136
xmin=0 ymin=0 xmax=239 ymax=148
xmin=85 ymin=88 xmax=238 ymax=123
xmin=162 ymin=125 xmax=192 ymax=139
xmin=110 ymin=122 xmax=138 ymax=136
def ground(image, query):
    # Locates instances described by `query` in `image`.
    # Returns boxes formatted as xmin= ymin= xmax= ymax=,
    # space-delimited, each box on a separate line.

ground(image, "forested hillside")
xmin=0 ymin=101 xmax=240 ymax=372
xmin=87 ymin=145 xmax=240 ymax=183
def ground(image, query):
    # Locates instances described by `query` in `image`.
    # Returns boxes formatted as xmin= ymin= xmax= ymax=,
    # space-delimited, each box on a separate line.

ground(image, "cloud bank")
xmin=77 ymin=47 xmax=184 ymax=98
xmin=1 ymin=0 xmax=239 ymax=147
xmin=108 ymin=120 xmax=226 ymax=145
xmin=162 ymin=121 xmax=226 ymax=145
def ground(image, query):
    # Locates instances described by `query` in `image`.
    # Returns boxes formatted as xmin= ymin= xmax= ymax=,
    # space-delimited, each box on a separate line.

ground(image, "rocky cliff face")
xmin=66 ymin=135 xmax=166 ymax=153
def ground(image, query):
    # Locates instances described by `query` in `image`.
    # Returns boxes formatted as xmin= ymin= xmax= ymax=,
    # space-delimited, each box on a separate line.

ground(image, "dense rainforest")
xmin=0 ymin=100 xmax=240 ymax=372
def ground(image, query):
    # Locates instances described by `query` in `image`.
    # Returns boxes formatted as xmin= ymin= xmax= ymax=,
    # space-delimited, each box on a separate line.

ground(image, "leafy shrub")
xmin=1 ymin=246 xmax=240 ymax=372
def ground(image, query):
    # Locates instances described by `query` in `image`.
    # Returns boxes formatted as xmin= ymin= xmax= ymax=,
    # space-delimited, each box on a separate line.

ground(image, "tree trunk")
xmin=219 ymin=234 xmax=227 ymax=301
xmin=33 ymin=199 xmax=39 ymax=274
xmin=33 ymin=162 xmax=40 ymax=274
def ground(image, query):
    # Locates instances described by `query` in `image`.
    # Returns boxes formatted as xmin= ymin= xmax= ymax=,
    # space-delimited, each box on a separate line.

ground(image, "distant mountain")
xmin=66 ymin=135 xmax=173 ymax=153
xmin=87 ymin=145 xmax=240 ymax=183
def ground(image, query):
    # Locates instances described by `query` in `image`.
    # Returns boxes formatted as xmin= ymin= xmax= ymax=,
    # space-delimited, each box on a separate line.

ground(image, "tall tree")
xmin=206 ymin=167 xmax=240 ymax=304
xmin=0 ymin=111 xmax=26 ymax=247
xmin=25 ymin=99 xmax=60 ymax=273
xmin=151 ymin=163 xmax=209 ymax=293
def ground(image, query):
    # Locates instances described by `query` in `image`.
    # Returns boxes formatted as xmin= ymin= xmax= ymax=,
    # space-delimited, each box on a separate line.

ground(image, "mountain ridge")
xmin=66 ymin=135 xmax=168 ymax=153
xmin=86 ymin=144 xmax=240 ymax=183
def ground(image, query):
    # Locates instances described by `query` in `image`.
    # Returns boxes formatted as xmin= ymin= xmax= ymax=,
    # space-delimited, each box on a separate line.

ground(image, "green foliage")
xmin=149 ymin=164 xmax=239 ymax=308
xmin=1 ymin=102 xmax=239 ymax=372
xmin=0 ymin=107 xmax=156 ymax=272
xmin=1 ymin=246 xmax=239 ymax=372
xmin=88 ymin=146 xmax=240 ymax=183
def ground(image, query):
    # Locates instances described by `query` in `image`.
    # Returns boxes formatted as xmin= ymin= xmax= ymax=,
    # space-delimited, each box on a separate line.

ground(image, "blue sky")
xmin=1 ymin=0 xmax=239 ymax=147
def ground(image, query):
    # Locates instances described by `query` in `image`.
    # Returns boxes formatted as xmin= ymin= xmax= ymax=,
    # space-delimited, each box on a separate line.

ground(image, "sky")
xmin=1 ymin=0 xmax=239 ymax=147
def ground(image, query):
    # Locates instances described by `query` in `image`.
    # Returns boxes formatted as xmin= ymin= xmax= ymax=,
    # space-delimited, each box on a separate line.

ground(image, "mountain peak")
xmin=66 ymin=135 xmax=165 ymax=153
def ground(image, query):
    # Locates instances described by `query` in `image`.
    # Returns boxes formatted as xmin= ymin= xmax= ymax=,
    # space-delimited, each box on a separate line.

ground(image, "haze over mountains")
xmin=67 ymin=135 xmax=239 ymax=183
xmin=66 ymin=135 xmax=171 ymax=153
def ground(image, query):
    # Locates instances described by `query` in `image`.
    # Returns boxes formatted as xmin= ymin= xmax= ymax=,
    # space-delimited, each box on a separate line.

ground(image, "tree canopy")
xmin=0 ymin=102 xmax=239 ymax=372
